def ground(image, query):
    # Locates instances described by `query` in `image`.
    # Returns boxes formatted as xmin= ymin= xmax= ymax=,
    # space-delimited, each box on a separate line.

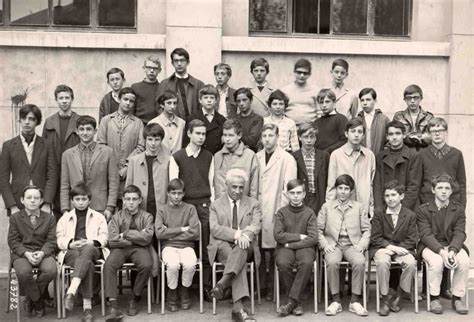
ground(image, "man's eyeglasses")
xmin=429 ymin=129 xmax=446 ymax=135
xmin=144 ymin=66 xmax=160 ymax=71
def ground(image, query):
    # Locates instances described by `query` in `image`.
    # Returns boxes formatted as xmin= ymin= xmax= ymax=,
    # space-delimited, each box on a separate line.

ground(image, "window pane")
xmin=0 ymin=1 xmax=3 ymax=24
xmin=332 ymin=0 xmax=368 ymax=34
xmin=53 ymin=0 xmax=90 ymax=26
xmin=293 ymin=0 xmax=318 ymax=33
xmin=11 ymin=0 xmax=49 ymax=25
xmin=374 ymin=0 xmax=410 ymax=36
xmin=249 ymin=0 xmax=288 ymax=33
xmin=98 ymin=0 xmax=135 ymax=27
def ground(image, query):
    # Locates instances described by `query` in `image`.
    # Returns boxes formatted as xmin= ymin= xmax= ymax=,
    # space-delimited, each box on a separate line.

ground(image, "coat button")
xmin=143 ymin=181 xmax=146 ymax=185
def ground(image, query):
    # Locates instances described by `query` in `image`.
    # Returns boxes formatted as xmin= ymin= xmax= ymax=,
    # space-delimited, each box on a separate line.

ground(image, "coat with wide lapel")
xmin=250 ymin=83 xmax=273 ymax=118
xmin=185 ymin=108 xmax=226 ymax=154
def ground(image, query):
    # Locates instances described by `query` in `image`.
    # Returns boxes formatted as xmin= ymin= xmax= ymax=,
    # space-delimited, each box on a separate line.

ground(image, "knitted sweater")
xmin=280 ymin=82 xmax=318 ymax=126
xmin=314 ymin=112 xmax=348 ymax=153
xmin=155 ymin=202 xmax=199 ymax=248
xmin=274 ymin=204 xmax=318 ymax=249
xmin=131 ymin=80 xmax=159 ymax=123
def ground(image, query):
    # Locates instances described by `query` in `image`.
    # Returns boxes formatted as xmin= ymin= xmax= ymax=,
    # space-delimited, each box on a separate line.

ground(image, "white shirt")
xmin=386 ymin=204 xmax=402 ymax=228
xmin=217 ymin=86 xmax=229 ymax=118
xmin=202 ymin=108 xmax=214 ymax=123
xmin=364 ymin=110 xmax=375 ymax=149
xmin=20 ymin=134 xmax=37 ymax=165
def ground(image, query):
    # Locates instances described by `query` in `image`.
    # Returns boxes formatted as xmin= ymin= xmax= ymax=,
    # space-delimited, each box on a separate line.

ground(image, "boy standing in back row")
xmin=329 ymin=59 xmax=358 ymax=120
xmin=131 ymin=56 xmax=161 ymax=124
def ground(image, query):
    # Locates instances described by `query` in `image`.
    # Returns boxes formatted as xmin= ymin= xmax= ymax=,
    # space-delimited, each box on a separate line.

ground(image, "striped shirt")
xmin=264 ymin=115 xmax=300 ymax=152
xmin=302 ymin=148 xmax=316 ymax=193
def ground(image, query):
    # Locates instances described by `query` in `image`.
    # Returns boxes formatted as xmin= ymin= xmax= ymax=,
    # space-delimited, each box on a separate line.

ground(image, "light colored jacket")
xmin=56 ymin=208 xmax=110 ymax=266
xmin=250 ymin=82 xmax=273 ymax=118
xmin=256 ymin=147 xmax=297 ymax=248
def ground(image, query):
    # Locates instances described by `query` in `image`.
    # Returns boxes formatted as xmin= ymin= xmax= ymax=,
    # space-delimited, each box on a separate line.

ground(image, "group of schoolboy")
xmin=1 ymin=47 xmax=469 ymax=322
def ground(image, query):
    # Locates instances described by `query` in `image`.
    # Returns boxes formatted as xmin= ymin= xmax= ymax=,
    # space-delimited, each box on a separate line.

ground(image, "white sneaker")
xmin=349 ymin=302 xmax=368 ymax=316
xmin=326 ymin=301 xmax=343 ymax=316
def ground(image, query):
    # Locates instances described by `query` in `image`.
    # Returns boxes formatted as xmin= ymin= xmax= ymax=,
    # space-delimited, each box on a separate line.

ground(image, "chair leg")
xmin=324 ymin=261 xmax=328 ymax=311
xmin=6 ymin=269 xmax=12 ymax=313
xmin=376 ymin=266 xmax=380 ymax=313
xmin=212 ymin=263 xmax=217 ymax=315
xmin=363 ymin=264 xmax=367 ymax=310
xmin=275 ymin=262 xmax=279 ymax=312
xmin=161 ymin=263 xmax=165 ymax=315
xmin=313 ymin=260 xmax=318 ymax=314
xmin=256 ymin=264 xmax=261 ymax=305
xmin=56 ymin=270 xmax=62 ymax=319
xmin=199 ymin=262 xmax=204 ymax=314
xmin=147 ymin=277 xmax=152 ymax=314
xmin=100 ymin=265 xmax=105 ymax=317
xmin=16 ymin=279 xmax=20 ymax=322
xmin=414 ymin=266 xmax=419 ymax=313
xmin=425 ymin=263 xmax=431 ymax=311
xmin=250 ymin=263 xmax=255 ymax=315
xmin=62 ymin=266 xmax=66 ymax=319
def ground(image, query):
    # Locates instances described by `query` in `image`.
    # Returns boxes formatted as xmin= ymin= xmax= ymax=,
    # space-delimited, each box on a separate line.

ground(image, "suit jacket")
xmin=8 ymin=210 xmax=57 ymax=262
xmin=208 ymin=195 xmax=262 ymax=265
xmin=216 ymin=86 xmax=238 ymax=118
xmin=416 ymin=201 xmax=468 ymax=256
xmin=250 ymin=83 xmax=273 ymax=118
xmin=358 ymin=109 xmax=390 ymax=154
xmin=369 ymin=206 xmax=418 ymax=258
xmin=0 ymin=135 xmax=58 ymax=209
xmin=60 ymin=143 xmax=119 ymax=212
xmin=185 ymin=109 xmax=226 ymax=154
xmin=292 ymin=148 xmax=329 ymax=214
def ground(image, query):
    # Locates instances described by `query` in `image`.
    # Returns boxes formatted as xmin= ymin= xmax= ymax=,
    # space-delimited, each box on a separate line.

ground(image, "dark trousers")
xmin=104 ymin=247 xmax=152 ymax=299
xmin=13 ymin=256 xmax=57 ymax=302
xmin=305 ymin=192 xmax=319 ymax=214
xmin=64 ymin=246 xmax=101 ymax=299
xmin=276 ymin=247 xmax=315 ymax=302
xmin=194 ymin=203 xmax=211 ymax=287
xmin=259 ymin=248 xmax=275 ymax=293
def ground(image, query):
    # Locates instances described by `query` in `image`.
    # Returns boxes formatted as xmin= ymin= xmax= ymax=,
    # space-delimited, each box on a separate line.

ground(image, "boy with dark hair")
xmin=274 ymin=179 xmax=318 ymax=316
xmin=185 ymin=84 xmax=226 ymax=154
xmin=158 ymin=48 xmax=205 ymax=121
xmin=8 ymin=185 xmax=57 ymax=317
xmin=264 ymin=89 xmax=299 ymax=153
xmin=126 ymin=122 xmax=170 ymax=217
xmin=104 ymin=185 xmax=155 ymax=319
xmin=0 ymin=104 xmax=57 ymax=216
xmin=370 ymin=180 xmax=417 ymax=316
xmin=313 ymin=88 xmax=348 ymax=154
xmin=214 ymin=62 xmax=237 ymax=118
xmin=60 ymin=115 xmax=119 ymax=221
xmin=100 ymin=67 xmax=125 ymax=122
xmin=57 ymin=183 xmax=109 ymax=321
xmin=235 ymin=87 xmax=264 ymax=152
xmin=393 ymin=84 xmax=434 ymax=150
xmin=131 ymin=56 xmax=161 ymax=124
xmin=149 ymin=90 xmax=185 ymax=154
xmin=329 ymin=59 xmax=358 ymax=119
xmin=249 ymin=57 xmax=273 ymax=118
xmin=417 ymin=174 xmax=469 ymax=315
xmin=155 ymin=178 xmax=200 ymax=311
xmin=357 ymin=87 xmax=389 ymax=154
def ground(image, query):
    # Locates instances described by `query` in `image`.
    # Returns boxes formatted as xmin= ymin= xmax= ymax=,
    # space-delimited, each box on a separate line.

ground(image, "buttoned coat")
xmin=250 ymin=83 xmax=273 ymax=118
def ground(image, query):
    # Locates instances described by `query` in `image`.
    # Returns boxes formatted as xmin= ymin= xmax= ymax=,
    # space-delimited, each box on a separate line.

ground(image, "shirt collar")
xmin=217 ymin=86 xmax=229 ymax=95
xmin=25 ymin=209 xmax=40 ymax=217
xmin=175 ymin=72 xmax=189 ymax=79
xmin=435 ymin=200 xmax=449 ymax=210
xmin=302 ymin=147 xmax=315 ymax=158
xmin=386 ymin=205 xmax=402 ymax=215
xmin=202 ymin=108 xmax=214 ymax=116
xmin=79 ymin=141 xmax=96 ymax=151
xmin=20 ymin=133 xmax=37 ymax=146
xmin=342 ymin=143 xmax=363 ymax=156
xmin=429 ymin=143 xmax=451 ymax=155
xmin=228 ymin=195 xmax=240 ymax=207
xmin=335 ymin=199 xmax=353 ymax=210
xmin=185 ymin=145 xmax=201 ymax=158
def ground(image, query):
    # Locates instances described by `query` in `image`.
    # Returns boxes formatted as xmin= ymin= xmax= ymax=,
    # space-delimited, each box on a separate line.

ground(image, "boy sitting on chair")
xmin=156 ymin=178 xmax=200 ymax=311
xmin=370 ymin=180 xmax=417 ymax=316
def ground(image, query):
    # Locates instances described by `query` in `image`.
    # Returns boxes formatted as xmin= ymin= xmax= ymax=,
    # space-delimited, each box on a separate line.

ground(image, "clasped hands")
xmin=69 ymin=239 xmax=94 ymax=250
xmin=24 ymin=250 xmax=45 ymax=266
xmin=234 ymin=230 xmax=251 ymax=249
xmin=439 ymin=249 xmax=458 ymax=269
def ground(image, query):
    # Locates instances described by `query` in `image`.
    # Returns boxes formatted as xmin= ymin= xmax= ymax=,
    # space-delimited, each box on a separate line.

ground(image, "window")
xmin=1 ymin=0 xmax=136 ymax=30
xmin=249 ymin=0 xmax=411 ymax=37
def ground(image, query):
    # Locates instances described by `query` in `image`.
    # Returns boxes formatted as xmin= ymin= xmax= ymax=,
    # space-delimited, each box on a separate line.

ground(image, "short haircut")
xmin=76 ymin=115 xmax=97 ymax=129
xmin=199 ymin=84 xmax=218 ymax=99
xmin=332 ymin=58 xmax=349 ymax=72
xmin=144 ymin=55 xmax=161 ymax=68
xmin=384 ymin=180 xmax=405 ymax=195
xmin=403 ymin=84 xmax=423 ymax=99
xmin=168 ymin=178 xmax=185 ymax=192
xmin=54 ymin=84 xmax=74 ymax=100
xmin=233 ymin=87 xmax=253 ymax=101
xmin=250 ymin=57 xmax=269 ymax=73
xmin=358 ymin=87 xmax=377 ymax=100
xmin=187 ymin=119 xmax=206 ymax=134
xmin=223 ymin=118 xmax=243 ymax=136
xmin=427 ymin=117 xmax=448 ymax=132
xmin=287 ymin=178 xmax=306 ymax=192
xmin=345 ymin=117 xmax=366 ymax=134
xmin=106 ymin=67 xmax=125 ymax=81
xmin=431 ymin=173 xmax=457 ymax=191
xmin=118 ymin=87 xmax=136 ymax=99
xmin=385 ymin=120 xmax=405 ymax=135
xmin=316 ymin=88 xmax=337 ymax=104
xmin=214 ymin=63 xmax=232 ymax=77
xmin=334 ymin=174 xmax=355 ymax=190
xmin=267 ymin=89 xmax=289 ymax=108
xmin=70 ymin=183 xmax=92 ymax=200
xmin=19 ymin=104 xmax=42 ymax=125
xmin=171 ymin=48 xmax=190 ymax=62
xmin=143 ymin=123 xmax=165 ymax=140
xmin=225 ymin=168 xmax=249 ymax=184
xmin=157 ymin=90 xmax=178 ymax=106
xmin=261 ymin=122 xmax=279 ymax=136
xmin=123 ymin=184 xmax=142 ymax=198
xmin=297 ymin=122 xmax=318 ymax=138
xmin=21 ymin=184 xmax=43 ymax=198
xmin=294 ymin=58 xmax=311 ymax=73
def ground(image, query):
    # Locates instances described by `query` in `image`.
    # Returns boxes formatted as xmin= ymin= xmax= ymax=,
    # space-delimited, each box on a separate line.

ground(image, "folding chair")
xmin=158 ymin=222 xmax=203 ymax=314
xmin=118 ymin=263 xmax=154 ymax=314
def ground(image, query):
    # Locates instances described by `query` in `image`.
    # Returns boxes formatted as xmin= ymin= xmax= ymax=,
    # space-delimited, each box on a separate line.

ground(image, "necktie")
xmin=30 ymin=215 xmax=37 ymax=227
xmin=232 ymin=200 xmax=238 ymax=230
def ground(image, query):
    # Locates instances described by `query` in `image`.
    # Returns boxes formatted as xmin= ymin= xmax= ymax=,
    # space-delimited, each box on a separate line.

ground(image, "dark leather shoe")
xmin=204 ymin=288 xmax=213 ymax=303
xmin=82 ymin=308 xmax=94 ymax=322
xmin=105 ymin=307 xmax=123 ymax=322
xmin=43 ymin=296 xmax=55 ymax=308
xmin=430 ymin=299 xmax=443 ymax=314
xmin=64 ymin=293 xmax=74 ymax=311
xmin=126 ymin=299 xmax=139 ymax=316
xmin=168 ymin=288 xmax=179 ymax=312
xmin=278 ymin=301 xmax=295 ymax=316
xmin=265 ymin=289 xmax=273 ymax=302
xmin=231 ymin=309 xmax=256 ymax=321
xmin=91 ymin=294 xmax=101 ymax=307
xmin=24 ymin=297 xmax=33 ymax=315
xmin=33 ymin=300 xmax=45 ymax=317
xmin=440 ymin=290 xmax=452 ymax=300
xmin=379 ymin=301 xmax=390 ymax=316
xmin=292 ymin=304 xmax=304 ymax=316
xmin=210 ymin=283 xmax=226 ymax=300
xmin=180 ymin=286 xmax=191 ymax=310
xmin=389 ymin=294 xmax=401 ymax=312
xmin=452 ymin=299 xmax=468 ymax=315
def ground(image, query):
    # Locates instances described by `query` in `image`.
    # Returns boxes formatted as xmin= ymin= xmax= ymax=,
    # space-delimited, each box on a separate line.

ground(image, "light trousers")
xmin=162 ymin=246 xmax=197 ymax=289
xmin=373 ymin=248 xmax=416 ymax=296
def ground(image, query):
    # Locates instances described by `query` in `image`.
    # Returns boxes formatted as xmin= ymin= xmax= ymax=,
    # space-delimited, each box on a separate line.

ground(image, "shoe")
xmin=265 ymin=289 xmax=273 ymax=302
xmin=203 ymin=288 xmax=213 ymax=302
xmin=379 ymin=301 xmax=390 ymax=316
xmin=168 ymin=288 xmax=179 ymax=312
xmin=430 ymin=299 xmax=443 ymax=314
xmin=180 ymin=286 xmax=191 ymax=310
xmin=325 ymin=301 xmax=342 ymax=316
xmin=24 ymin=297 xmax=33 ymax=316
xmin=64 ymin=293 xmax=74 ymax=311
xmin=389 ymin=294 xmax=401 ymax=312
xmin=398 ymin=287 xmax=411 ymax=301
xmin=105 ymin=307 xmax=123 ymax=322
xmin=126 ymin=298 xmax=139 ymax=316
xmin=43 ymin=296 xmax=55 ymax=308
xmin=82 ymin=308 xmax=94 ymax=322
xmin=292 ymin=304 xmax=304 ymax=316
xmin=349 ymin=302 xmax=368 ymax=316
xmin=91 ymin=294 xmax=101 ymax=307
xmin=223 ymin=287 xmax=233 ymax=300
xmin=33 ymin=299 xmax=45 ymax=317
xmin=231 ymin=309 xmax=256 ymax=321
xmin=452 ymin=299 xmax=468 ymax=315
xmin=210 ymin=283 xmax=226 ymax=300
xmin=277 ymin=301 xmax=295 ymax=316
xmin=440 ymin=290 xmax=452 ymax=300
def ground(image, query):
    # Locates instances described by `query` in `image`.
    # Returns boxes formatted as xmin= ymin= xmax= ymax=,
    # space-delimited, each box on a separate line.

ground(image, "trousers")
xmin=373 ymin=248 xmax=416 ymax=296
xmin=13 ymin=256 xmax=57 ymax=302
xmin=162 ymin=246 xmax=197 ymax=289
xmin=64 ymin=245 xmax=101 ymax=299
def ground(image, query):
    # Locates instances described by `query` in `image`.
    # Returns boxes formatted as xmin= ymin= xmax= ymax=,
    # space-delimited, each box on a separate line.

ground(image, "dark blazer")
xmin=185 ymin=109 xmax=226 ymax=154
xmin=416 ymin=201 xmax=468 ymax=256
xmin=8 ymin=209 xmax=57 ymax=262
xmin=292 ymin=148 xmax=330 ymax=214
xmin=0 ymin=135 xmax=58 ymax=209
xmin=369 ymin=206 xmax=418 ymax=258
xmin=216 ymin=86 xmax=237 ymax=118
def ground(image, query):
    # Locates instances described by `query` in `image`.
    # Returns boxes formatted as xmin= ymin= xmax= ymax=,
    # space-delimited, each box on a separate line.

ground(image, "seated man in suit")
xmin=317 ymin=174 xmax=371 ymax=316
xmin=417 ymin=173 xmax=469 ymax=315
xmin=370 ymin=180 xmax=417 ymax=316
xmin=208 ymin=168 xmax=262 ymax=322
